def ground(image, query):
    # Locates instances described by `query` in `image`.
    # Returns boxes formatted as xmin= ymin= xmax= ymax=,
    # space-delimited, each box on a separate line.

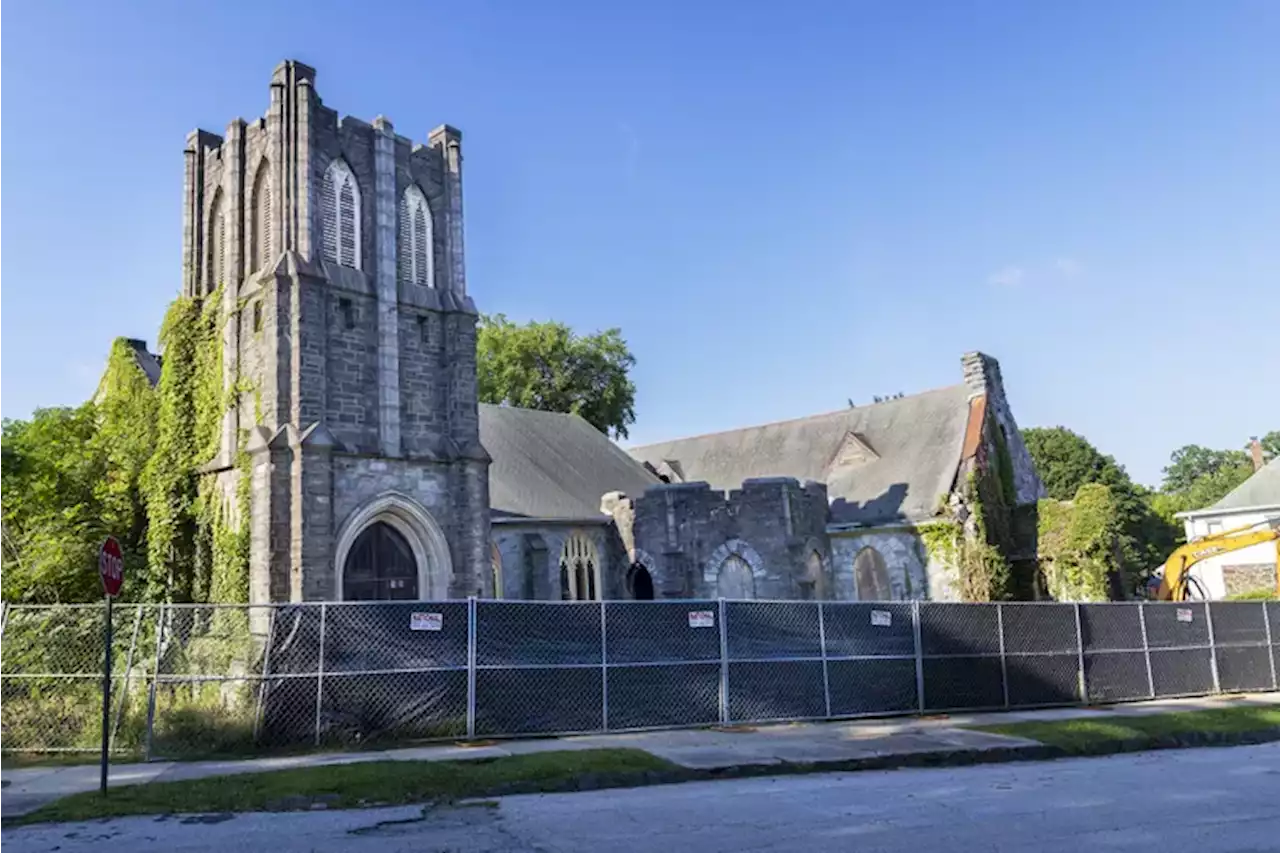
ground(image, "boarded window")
xmin=854 ymin=547 xmax=892 ymax=601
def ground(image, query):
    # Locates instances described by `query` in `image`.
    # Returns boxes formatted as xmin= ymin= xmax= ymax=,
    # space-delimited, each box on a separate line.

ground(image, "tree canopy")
xmin=476 ymin=314 xmax=637 ymax=440
xmin=1023 ymin=427 xmax=1177 ymax=590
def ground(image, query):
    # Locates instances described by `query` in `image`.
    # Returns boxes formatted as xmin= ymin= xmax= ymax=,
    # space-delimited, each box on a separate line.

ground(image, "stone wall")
xmin=829 ymin=528 xmax=932 ymax=601
xmin=490 ymin=522 xmax=617 ymax=600
xmin=615 ymin=478 xmax=832 ymax=600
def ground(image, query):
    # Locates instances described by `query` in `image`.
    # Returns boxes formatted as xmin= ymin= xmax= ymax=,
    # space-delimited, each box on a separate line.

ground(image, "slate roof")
xmin=1204 ymin=456 xmax=1280 ymax=513
xmin=627 ymin=384 xmax=975 ymax=526
xmin=480 ymin=404 xmax=661 ymax=520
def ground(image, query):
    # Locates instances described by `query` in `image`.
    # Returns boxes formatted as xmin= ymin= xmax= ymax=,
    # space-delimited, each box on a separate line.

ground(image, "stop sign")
xmin=99 ymin=537 xmax=124 ymax=598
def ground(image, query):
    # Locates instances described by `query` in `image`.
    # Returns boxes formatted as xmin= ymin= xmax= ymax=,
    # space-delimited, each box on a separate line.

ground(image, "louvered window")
xmin=397 ymin=185 xmax=433 ymax=287
xmin=252 ymin=160 xmax=272 ymax=272
xmin=321 ymin=159 xmax=361 ymax=269
xmin=207 ymin=191 xmax=226 ymax=292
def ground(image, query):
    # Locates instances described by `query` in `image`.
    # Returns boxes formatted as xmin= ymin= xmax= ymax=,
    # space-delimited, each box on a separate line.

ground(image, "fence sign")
xmin=688 ymin=610 xmax=715 ymax=629
xmin=410 ymin=612 xmax=443 ymax=631
xmin=1176 ymin=608 xmax=1194 ymax=623
xmin=870 ymin=609 xmax=893 ymax=627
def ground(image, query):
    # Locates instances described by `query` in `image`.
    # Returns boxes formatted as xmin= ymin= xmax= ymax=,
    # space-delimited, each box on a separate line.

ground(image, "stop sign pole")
xmin=98 ymin=537 xmax=124 ymax=795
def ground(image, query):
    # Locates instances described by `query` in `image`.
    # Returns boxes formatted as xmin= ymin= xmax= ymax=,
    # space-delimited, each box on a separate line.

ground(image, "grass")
xmin=14 ymin=748 xmax=675 ymax=826
xmin=1225 ymin=588 xmax=1277 ymax=601
xmin=972 ymin=705 xmax=1280 ymax=750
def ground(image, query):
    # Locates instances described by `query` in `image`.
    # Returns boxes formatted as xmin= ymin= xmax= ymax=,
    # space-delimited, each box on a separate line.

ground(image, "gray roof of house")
xmin=628 ymin=385 xmax=974 ymax=526
xmin=1208 ymin=456 xmax=1280 ymax=512
xmin=480 ymin=404 xmax=661 ymax=520
xmin=127 ymin=340 xmax=163 ymax=386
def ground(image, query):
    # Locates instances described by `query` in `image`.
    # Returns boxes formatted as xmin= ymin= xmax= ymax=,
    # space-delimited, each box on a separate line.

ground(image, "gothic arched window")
xmin=398 ymin=185 xmax=433 ymax=287
xmin=559 ymin=533 xmax=600 ymax=601
xmin=251 ymin=159 xmax=273 ymax=273
xmin=207 ymin=190 xmax=226 ymax=293
xmin=321 ymin=159 xmax=361 ymax=269
xmin=854 ymin=546 xmax=892 ymax=601
xmin=342 ymin=522 xmax=418 ymax=601
xmin=717 ymin=555 xmax=755 ymax=600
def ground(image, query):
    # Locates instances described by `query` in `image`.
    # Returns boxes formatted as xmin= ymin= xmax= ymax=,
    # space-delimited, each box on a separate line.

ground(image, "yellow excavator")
xmin=1154 ymin=519 xmax=1280 ymax=601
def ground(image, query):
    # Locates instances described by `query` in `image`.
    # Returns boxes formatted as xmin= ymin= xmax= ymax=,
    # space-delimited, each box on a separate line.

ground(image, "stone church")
xmin=123 ymin=61 xmax=1044 ymax=606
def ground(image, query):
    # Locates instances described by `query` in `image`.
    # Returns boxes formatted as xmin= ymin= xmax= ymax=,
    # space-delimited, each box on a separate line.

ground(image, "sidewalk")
xmin=4 ymin=691 xmax=1277 ymax=818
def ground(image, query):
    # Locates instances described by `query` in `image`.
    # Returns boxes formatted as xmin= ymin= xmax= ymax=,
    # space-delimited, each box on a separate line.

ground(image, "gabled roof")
xmin=628 ymin=384 xmax=974 ymax=526
xmin=1197 ymin=456 xmax=1280 ymax=514
xmin=480 ymin=404 xmax=661 ymax=520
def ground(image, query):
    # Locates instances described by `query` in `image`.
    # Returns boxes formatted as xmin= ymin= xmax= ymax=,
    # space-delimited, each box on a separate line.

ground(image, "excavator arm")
xmin=1156 ymin=520 xmax=1280 ymax=601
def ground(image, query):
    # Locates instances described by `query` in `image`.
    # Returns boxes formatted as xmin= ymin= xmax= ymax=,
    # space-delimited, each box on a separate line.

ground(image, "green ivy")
xmin=138 ymin=288 xmax=250 ymax=604
xmin=1037 ymin=483 xmax=1119 ymax=601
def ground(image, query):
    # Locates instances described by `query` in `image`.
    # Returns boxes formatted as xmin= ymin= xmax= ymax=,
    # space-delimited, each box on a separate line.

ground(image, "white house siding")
xmin=1181 ymin=510 xmax=1279 ymax=599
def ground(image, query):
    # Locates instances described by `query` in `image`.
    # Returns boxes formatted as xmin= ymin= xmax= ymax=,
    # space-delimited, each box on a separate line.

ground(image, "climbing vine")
xmin=138 ymin=287 xmax=251 ymax=604
xmin=1037 ymin=483 xmax=1119 ymax=601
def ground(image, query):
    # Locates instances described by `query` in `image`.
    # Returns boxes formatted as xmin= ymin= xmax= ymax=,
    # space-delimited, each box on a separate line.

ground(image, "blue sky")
xmin=3 ymin=0 xmax=1277 ymax=487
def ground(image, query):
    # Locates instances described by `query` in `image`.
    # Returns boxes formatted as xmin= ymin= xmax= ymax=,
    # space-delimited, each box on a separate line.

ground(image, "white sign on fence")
xmin=410 ymin=612 xmax=443 ymax=632
xmin=1176 ymin=608 xmax=1194 ymax=624
xmin=870 ymin=609 xmax=893 ymax=627
xmin=688 ymin=610 xmax=715 ymax=629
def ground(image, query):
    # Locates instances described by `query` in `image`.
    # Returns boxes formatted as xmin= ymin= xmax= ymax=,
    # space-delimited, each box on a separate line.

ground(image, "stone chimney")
xmin=1250 ymin=437 xmax=1265 ymax=472
xmin=961 ymin=351 xmax=1005 ymax=401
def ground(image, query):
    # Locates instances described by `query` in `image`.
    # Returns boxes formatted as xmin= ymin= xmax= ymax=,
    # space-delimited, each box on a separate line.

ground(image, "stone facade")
xmin=185 ymin=61 xmax=490 ymax=605
xmin=145 ymin=61 xmax=1047 ymax=607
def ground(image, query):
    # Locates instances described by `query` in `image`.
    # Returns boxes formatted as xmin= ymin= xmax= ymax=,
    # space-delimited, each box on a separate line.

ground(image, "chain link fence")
xmin=2 ymin=600 xmax=1276 ymax=758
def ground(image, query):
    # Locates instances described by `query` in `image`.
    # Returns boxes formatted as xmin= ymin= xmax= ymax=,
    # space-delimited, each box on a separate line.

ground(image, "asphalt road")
xmin=6 ymin=743 xmax=1280 ymax=852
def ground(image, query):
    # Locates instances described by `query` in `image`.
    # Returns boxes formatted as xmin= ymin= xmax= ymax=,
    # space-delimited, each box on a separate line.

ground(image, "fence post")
xmin=144 ymin=604 xmax=168 ymax=762
xmin=1074 ymin=602 xmax=1087 ymax=705
xmin=1262 ymin=602 xmax=1277 ymax=692
xmin=718 ymin=598 xmax=729 ymax=725
xmin=817 ymin=600 xmax=831 ymax=719
xmin=912 ymin=600 xmax=925 ymax=713
xmin=996 ymin=603 xmax=1010 ymax=709
xmin=600 ymin=599 xmax=609 ymax=731
xmin=111 ymin=604 xmax=145 ymax=744
xmin=466 ymin=597 xmax=477 ymax=740
xmin=313 ymin=602 xmax=327 ymax=747
xmin=1204 ymin=602 xmax=1221 ymax=694
xmin=253 ymin=607 xmax=278 ymax=741
xmin=1137 ymin=602 xmax=1155 ymax=699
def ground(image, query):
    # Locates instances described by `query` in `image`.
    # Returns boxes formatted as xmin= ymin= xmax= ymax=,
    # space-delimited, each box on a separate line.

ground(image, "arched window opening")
xmin=398 ymin=185 xmax=433 ymax=287
xmin=559 ymin=533 xmax=599 ymax=601
xmin=853 ymin=546 xmax=892 ymax=601
xmin=321 ymin=159 xmax=361 ymax=269
xmin=628 ymin=564 xmax=655 ymax=600
xmin=490 ymin=541 xmax=503 ymax=600
xmin=342 ymin=522 xmax=418 ymax=601
xmin=800 ymin=550 xmax=825 ymax=600
xmin=717 ymin=554 xmax=755 ymax=600
xmin=207 ymin=191 xmax=226 ymax=293
xmin=251 ymin=160 xmax=273 ymax=273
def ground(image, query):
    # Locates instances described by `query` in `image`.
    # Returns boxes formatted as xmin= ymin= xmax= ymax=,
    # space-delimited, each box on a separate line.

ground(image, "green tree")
xmin=1023 ymin=427 xmax=1177 ymax=591
xmin=1 ymin=406 xmax=109 ymax=603
xmin=1161 ymin=444 xmax=1252 ymax=493
xmin=476 ymin=314 xmax=637 ymax=440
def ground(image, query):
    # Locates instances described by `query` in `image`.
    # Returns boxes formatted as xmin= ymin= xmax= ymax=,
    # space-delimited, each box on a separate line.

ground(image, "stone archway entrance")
xmin=333 ymin=492 xmax=454 ymax=601
xmin=628 ymin=563 xmax=655 ymax=600
xmin=343 ymin=522 xmax=418 ymax=600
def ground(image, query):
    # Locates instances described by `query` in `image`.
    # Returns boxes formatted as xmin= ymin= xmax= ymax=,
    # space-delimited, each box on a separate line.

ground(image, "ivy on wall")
xmin=919 ymin=412 xmax=1021 ymax=602
xmin=1037 ymin=483 xmax=1119 ymax=602
xmin=131 ymin=287 xmax=250 ymax=604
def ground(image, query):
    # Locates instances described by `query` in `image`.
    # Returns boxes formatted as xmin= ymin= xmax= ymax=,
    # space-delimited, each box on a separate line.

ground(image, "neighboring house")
xmin=108 ymin=61 xmax=1045 ymax=607
xmin=1175 ymin=449 xmax=1280 ymax=599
